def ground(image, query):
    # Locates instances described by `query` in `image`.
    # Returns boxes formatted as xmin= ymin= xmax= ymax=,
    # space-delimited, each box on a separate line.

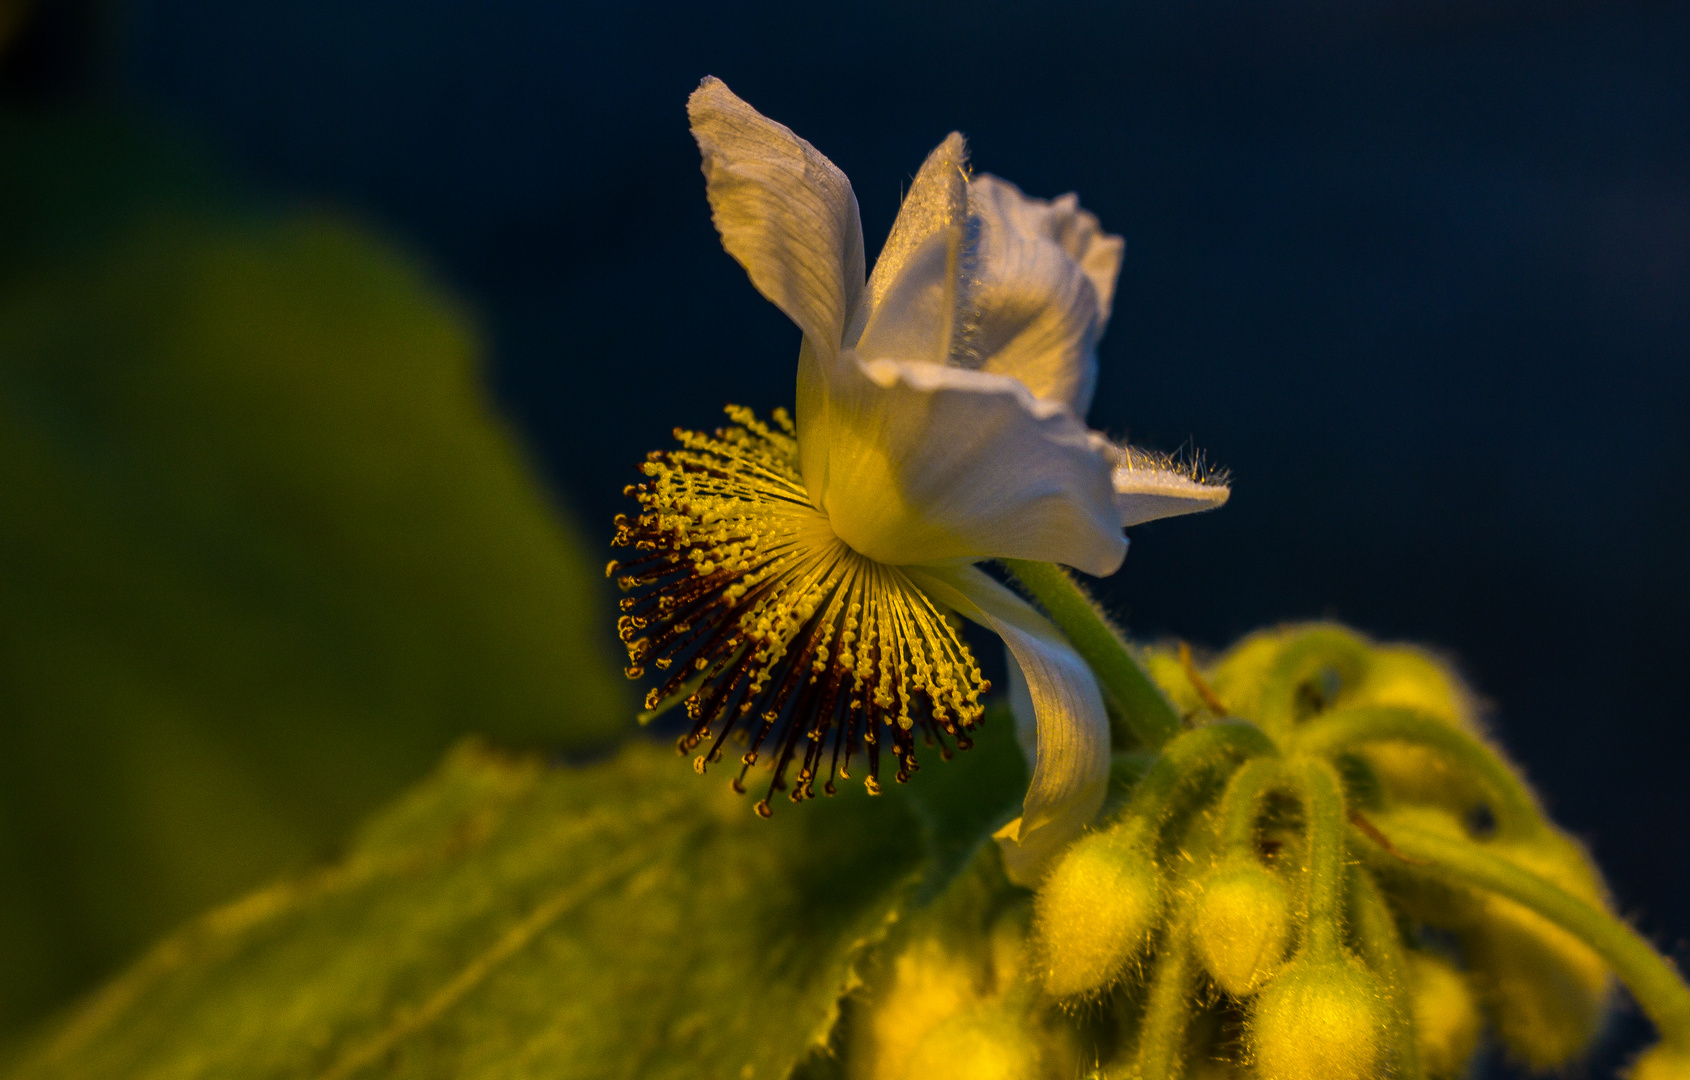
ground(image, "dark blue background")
xmin=24 ymin=0 xmax=1690 ymax=1071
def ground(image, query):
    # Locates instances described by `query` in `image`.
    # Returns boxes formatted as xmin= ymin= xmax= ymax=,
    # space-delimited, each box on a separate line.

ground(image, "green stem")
xmin=1125 ymin=924 xmax=1196 ymax=1080
xmin=1215 ymin=756 xmax=1285 ymax=852
xmin=1118 ymin=720 xmax=1278 ymax=831
xmin=1256 ymin=625 xmax=1375 ymax=731
xmin=1293 ymin=706 xmax=1545 ymax=841
xmin=1360 ymin=818 xmax=1690 ymax=1051
xmin=1112 ymin=808 xmax=1221 ymax=1080
xmin=1349 ymin=867 xmax=1424 ymax=1080
xmin=1293 ymin=758 xmax=1348 ymax=956
xmin=1001 ymin=559 xmax=1181 ymax=749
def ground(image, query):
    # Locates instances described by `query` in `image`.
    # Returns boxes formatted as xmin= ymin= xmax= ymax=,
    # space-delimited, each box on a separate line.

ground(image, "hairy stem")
xmin=1361 ymin=818 xmax=1690 ymax=1051
xmin=1000 ymin=559 xmax=1181 ymax=749
xmin=1294 ymin=706 xmax=1545 ymax=841
xmin=1294 ymin=758 xmax=1349 ymax=956
xmin=1255 ymin=625 xmax=1375 ymax=731
xmin=1214 ymin=756 xmax=1285 ymax=852
xmin=1349 ymin=867 xmax=1424 ymax=1080
xmin=1125 ymin=924 xmax=1196 ymax=1080
xmin=1118 ymin=721 xmax=1278 ymax=833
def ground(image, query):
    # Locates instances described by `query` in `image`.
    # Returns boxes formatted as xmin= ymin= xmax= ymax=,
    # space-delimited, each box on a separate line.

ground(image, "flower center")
xmin=610 ymin=406 xmax=989 ymax=816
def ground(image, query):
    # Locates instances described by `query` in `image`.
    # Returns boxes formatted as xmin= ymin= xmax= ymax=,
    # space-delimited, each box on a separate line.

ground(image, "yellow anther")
xmin=611 ymin=405 xmax=989 ymax=810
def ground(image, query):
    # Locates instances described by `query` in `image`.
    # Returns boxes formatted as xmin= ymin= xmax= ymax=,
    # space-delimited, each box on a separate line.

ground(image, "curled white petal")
xmin=801 ymin=352 xmax=1126 ymax=576
xmin=1113 ymin=446 xmax=1232 ymax=527
xmin=905 ymin=564 xmax=1110 ymax=886
xmin=688 ymin=77 xmax=865 ymax=362
xmin=956 ymin=175 xmax=1124 ymax=416
xmin=1003 ymin=645 xmax=1040 ymax=765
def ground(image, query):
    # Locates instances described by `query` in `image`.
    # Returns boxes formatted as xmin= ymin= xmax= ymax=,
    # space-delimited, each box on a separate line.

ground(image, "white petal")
xmin=688 ymin=77 xmax=865 ymax=361
xmin=1003 ymin=644 xmax=1040 ymax=764
xmin=854 ymin=131 xmax=970 ymax=343
xmin=904 ymin=564 xmax=1109 ymax=885
xmin=845 ymin=132 xmax=971 ymax=372
xmin=957 ymin=175 xmax=1124 ymax=416
xmin=801 ymin=352 xmax=1127 ymax=576
xmin=853 ymin=226 xmax=960 ymax=368
xmin=1113 ymin=446 xmax=1232 ymax=527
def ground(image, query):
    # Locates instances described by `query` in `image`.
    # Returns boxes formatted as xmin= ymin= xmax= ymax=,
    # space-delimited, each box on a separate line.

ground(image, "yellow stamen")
xmin=612 ymin=406 xmax=989 ymax=813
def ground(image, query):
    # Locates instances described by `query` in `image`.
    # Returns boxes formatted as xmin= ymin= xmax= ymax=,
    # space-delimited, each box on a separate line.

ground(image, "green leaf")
xmin=5 ymin=739 xmax=928 ymax=1080
xmin=0 ymin=113 xmax=627 ymax=1039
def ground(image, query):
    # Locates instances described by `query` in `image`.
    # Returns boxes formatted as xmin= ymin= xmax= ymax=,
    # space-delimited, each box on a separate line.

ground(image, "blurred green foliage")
xmin=3 ymin=713 xmax=1027 ymax=1080
xmin=0 ymin=112 xmax=628 ymax=1044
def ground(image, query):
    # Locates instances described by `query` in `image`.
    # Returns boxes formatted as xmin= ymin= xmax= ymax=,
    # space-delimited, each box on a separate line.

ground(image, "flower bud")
xmin=846 ymin=921 xmax=1082 ymax=1080
xmin=1465 ymin=835 xmax=1612 ymax=1070
xmin=1352 ymin=648 xmax=1486 ymax=808
xmin=1203 ymin=629 xmax=1292 ymax=720
xmin=1354 ymin=646 xmax=1474 ymax=727
xmin=1405 ymin=951 xmax=1481 ymax=1079
xmin=1033 ymin=826 xmax=1161 ymax=998
xmin=849 ymin=936 xmax=981 ymax=1078
xmin=1191 ymin=853 xmax=1293 ymax=996
xmin=1248 ymin=953 xmax=1392 ymax=1080
xmin=895 ymin=1001 xmax=1048 ymax=1080
xmin=1629 ymin=1044 xmax=1690 ymax=1080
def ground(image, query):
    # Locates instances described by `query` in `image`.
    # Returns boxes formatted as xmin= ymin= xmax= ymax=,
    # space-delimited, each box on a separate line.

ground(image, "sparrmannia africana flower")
xmin=610 ymin=77 xmax=1227 ymax=878
xmin=602 ymin=79 xmax=1690 ymax=1080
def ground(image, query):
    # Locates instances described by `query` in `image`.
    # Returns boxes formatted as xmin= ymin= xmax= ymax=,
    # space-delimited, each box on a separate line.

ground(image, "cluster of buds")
xmin=846 ymin=623 xmax=1690 ymax=1080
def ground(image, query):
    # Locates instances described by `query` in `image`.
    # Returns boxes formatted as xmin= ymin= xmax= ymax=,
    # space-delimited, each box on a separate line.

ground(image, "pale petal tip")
xmin=1113 ymin=445 xmax=1231 ymax=528
xmin=687 ymin=75 xmax=731 ymax=114
xmin=993 ymin=816 xmax=1083 ymax=886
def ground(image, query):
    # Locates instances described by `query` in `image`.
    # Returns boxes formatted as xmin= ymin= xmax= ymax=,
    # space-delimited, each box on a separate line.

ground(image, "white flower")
xmin=611 ymin=77 xmax=1227 ymax=882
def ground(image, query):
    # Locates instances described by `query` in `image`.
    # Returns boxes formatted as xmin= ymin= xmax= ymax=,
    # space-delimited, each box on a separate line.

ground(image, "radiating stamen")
xmin=611 ymin=405 xmax=990 ymax=813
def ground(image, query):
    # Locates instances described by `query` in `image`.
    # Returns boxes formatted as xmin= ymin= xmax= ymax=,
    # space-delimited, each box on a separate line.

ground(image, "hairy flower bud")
xmin=1033 ymin=825 xmax=1161 ymax=998
xmin=1406 ymin=951 xmax=1481 ymax=1079
xmin=1629 ymin=1044 xmax=1690 ymax=1080
xmin=1465 ymin=835 xmax=1613 ymax=1070
xmin=1248 ymin=953 xmax=1392 ymax=1080
xmin=896 ymin=1002 xmax=1048 ymax=1080
xmin=848 ymin=899 xmax=1079 ymax=1080
xmin=1355 ymin=646 xmax=1474 ymax=726
xmin=1351 ymin=647 xmax=1486 ymax=809
xmin=1199 ymin=629 xmax=1292 ymax=720
xmin=1191 ymin=853 xmax=1293 ymax=996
